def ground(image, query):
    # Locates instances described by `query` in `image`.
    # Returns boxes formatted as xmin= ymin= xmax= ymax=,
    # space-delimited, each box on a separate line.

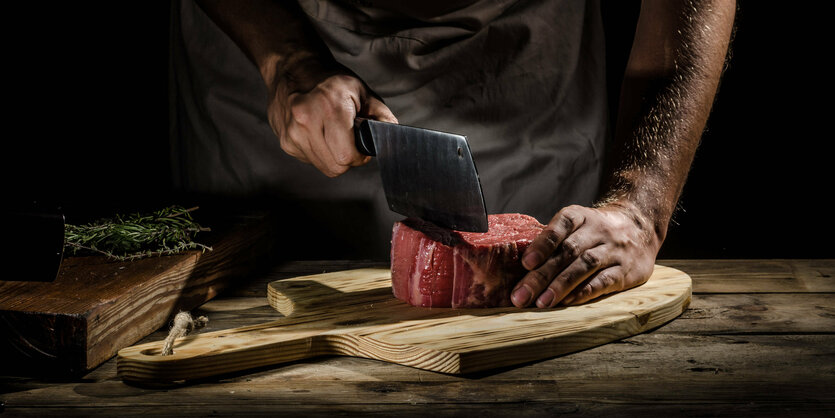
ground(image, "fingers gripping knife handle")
xmin=354 ymin=118 xmax=376 ymax=156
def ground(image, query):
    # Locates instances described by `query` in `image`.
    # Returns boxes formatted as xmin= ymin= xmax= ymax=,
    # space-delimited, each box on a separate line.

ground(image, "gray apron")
xmin=170 ymin=0 xmax=608 ymax=259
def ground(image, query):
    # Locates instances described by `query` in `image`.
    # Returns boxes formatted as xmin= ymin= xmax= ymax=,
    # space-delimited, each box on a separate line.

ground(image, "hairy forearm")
xmin=599 ymin=0 xmax=736 ymax=244
xmin=195 ymin=0 xmax=339 ymax=94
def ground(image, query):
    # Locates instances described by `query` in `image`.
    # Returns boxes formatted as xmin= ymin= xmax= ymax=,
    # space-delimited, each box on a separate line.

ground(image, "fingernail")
xmin=511 ymin=285 xmax=532 ymax=307
xmin=536 ymin=289 xmax=555 ymax=308
xmin=522 ymin=252 xmax=541 ymax=270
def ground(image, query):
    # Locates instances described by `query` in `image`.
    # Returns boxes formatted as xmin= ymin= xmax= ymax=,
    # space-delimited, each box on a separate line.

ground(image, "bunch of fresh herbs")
xmin=64 ymin=206 xmax=212 ymax=261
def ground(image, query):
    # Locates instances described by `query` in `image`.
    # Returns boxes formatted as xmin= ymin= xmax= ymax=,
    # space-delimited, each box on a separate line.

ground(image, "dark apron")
xmin=170 ymin=0 xmax=608 ymax=259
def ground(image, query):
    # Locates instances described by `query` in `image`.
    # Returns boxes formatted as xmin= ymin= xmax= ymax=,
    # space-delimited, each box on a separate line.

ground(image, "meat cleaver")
xmin=354 ymin=118 xmax=488 ymax=232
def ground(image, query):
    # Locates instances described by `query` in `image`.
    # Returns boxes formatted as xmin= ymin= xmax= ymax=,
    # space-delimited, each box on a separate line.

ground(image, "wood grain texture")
xmin=663 ymin=259 xmax=835 ymax=293
xmin=117 ymin=265 xmax=691 ymax=382
xmin=11 ymin=336 xmax=835 ymax=416
xmin=3 ymin=260 xmax=833 ymax=417
xmin=0 ymin=213 xmax=274 ymax=375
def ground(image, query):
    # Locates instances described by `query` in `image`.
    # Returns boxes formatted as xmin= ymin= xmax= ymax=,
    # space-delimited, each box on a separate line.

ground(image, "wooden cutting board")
xmin=118 ymin=265 xmax=691 ymax=382
xmin=0 ymin=212 xmax=275 ymax=376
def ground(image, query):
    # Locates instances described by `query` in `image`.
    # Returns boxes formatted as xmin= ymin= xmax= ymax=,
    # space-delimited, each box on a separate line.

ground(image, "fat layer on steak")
xmin=390 ymin=214 xmax=544 ymax=308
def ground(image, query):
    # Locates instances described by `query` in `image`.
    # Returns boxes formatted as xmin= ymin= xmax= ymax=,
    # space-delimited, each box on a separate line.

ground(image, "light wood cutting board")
xmin=118 ymin=265 xmax=691 ymax=383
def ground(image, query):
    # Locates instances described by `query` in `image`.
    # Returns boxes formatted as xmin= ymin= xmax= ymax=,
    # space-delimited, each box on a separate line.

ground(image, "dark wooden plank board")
xmin=664 ymin=259 xmax=835 ymax=292
xmin=0 ymin=212 xmax=275 ymax=375
xmin=1 ymin=259 xmax=833 ymax=416
xmin=4 ymin=335 xmax=833 ymax=416
xmin=2 ymin=403 xmax=831 ymax=418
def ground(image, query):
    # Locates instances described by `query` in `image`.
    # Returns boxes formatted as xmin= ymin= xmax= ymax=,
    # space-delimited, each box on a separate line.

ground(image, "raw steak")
xmin=390 ymin=214 xmax=544 ymax=308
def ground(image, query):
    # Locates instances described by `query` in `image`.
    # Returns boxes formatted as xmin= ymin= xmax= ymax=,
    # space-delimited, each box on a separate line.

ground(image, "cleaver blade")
xmin=354 ymin=118 xmax=488 ymax=232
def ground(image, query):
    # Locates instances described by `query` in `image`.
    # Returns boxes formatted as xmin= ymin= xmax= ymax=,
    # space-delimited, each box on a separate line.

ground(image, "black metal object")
xmin=2 ymin=203 xmax=64 ymax=281
xmin=354 ymin=118 xmax=488 ymax=232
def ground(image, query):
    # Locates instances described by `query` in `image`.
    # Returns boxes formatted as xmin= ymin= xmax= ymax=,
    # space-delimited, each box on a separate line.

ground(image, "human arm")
xmin=511 ymin=0 xmax=736 ymax=308
xmin=195 ymin=0 xmax=397 ymax=177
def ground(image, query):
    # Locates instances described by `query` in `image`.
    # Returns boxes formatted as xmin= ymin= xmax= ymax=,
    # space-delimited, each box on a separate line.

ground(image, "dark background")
xmin=6 ymin=1 xmax=832 ymax=260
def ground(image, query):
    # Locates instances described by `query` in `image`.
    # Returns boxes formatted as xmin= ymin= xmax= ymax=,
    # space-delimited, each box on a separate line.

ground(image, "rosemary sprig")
xmin=64 ymin=206 xmax=212 ymax=261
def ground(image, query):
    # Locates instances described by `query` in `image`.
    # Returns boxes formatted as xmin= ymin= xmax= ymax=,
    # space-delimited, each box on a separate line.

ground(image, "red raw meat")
xmin=390 ymin=214 xmax=544 ymax=308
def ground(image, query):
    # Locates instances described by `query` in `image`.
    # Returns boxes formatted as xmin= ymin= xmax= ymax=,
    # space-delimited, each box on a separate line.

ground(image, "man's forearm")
xmin=195 ymin=0 xmax=397 ymax=176
xmin=196 ymin=0 xmax=339 ymax=94
xmin=600 ymin=0 xmax=736 ymax=244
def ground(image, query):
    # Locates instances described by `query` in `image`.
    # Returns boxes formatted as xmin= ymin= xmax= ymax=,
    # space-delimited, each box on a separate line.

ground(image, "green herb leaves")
xmin=64 ymin=206 xmax=212 ymax=261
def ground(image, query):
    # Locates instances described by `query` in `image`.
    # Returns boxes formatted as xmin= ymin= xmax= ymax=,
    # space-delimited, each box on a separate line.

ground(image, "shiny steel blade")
xmin=359 ymin=119 xmax=488 ymax=232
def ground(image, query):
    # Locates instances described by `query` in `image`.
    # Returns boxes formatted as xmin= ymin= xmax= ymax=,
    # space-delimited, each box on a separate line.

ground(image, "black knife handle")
xmin=354 ymin=117 xmax=376 ymax=157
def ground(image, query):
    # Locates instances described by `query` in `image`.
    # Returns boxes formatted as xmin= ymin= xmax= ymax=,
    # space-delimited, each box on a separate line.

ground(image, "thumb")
xmin=361 ymin=95 xmax=398 ymax=124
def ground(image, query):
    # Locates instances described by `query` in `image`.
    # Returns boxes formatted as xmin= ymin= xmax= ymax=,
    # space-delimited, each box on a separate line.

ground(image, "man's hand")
xmin=509 ymin=0 xmax=735 ymax=308
xmin=269 ymin=74 xmax=397 ymax=177
xmin=511 ymin=203 xmax=659 ymax=308
xmin=196 ymin=0 xmax=397 ymax=177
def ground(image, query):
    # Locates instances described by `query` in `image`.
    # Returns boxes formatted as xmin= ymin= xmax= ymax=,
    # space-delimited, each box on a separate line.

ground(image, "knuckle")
xmin=585 ymin=282 xmax=596 ymax=296
xmin=290 ymin=104 xmax=314 ymax=126
xmin=279 ymin=140 xmax=291 ymax=154
xmin=336 ymin=100 xmax=358 ymax=122
xmin=283 ymin=125 xmax=302 ymax=145
xmin=280 ymin=143 xmax=301 ymax=160
xmin=314 ymin=92 xmax=337 ymax=114
xmin=333 ymin=151 xmax=355 ymax=166
xmin=580 ymin=250 xmax=601 ymax=269
xmin=561 ymin=238 xmax=582 ymax=259
xmin=321 ymin=76 xmax=360 ymax=98
xmin=320 ymin=91 xmax=358 ymax=122
xmin=330 ymin=74 xmax=357 ymax=86
xmin=597 ymin=271 xmax=622 ymax=292
xmin=558 ymin=213 xmax=576 ymax=231
xmin=577 ymin=283 xmax=594 ymax=299
xmin=562 ymin=205 xmax=588 ymax=227
xmin=527 ymin=268 xmax=552 ymax=289
xmin=563 ymin=204 xmax=584 ymax=215
xmin=318 ymin=86 xmax=340 ymax=104
xmin=540 ymin=228 xmax=560 ymax=248
xmin=324 ymin=167 xmax=346 ymax=178
xmin=565 ymin=265 xmax=588 ymax=286
xmin=279 ymin=137 xmax=295 ymax=153
xmin=598 ymin=273 xmax=615 ymax=290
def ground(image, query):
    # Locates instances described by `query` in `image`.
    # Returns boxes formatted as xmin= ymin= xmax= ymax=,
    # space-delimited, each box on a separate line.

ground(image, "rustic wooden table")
xmin=2 ymin=259 xmax=833 ymax=416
